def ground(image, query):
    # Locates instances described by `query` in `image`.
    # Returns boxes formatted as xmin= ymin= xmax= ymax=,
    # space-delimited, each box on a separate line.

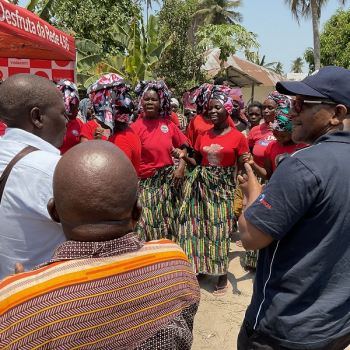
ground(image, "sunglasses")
xmin=291 ymin=99 xmax=336 ymax=113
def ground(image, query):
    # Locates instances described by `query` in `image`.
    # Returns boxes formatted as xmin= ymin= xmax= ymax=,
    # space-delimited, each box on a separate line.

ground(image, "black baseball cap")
xmin=276 ymin=66 xmax=350 ymax=108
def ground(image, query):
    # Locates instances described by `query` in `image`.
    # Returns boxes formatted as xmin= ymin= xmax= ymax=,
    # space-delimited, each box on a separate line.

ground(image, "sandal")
xmin=213 ymin=281 xmax=231 ymax=297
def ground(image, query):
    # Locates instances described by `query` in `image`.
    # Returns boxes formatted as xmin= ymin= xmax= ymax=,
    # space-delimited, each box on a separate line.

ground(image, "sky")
xmin=234 ymin=0 xmax=347 ymax=73
xmin=17 ymin=0 xmax=347 ymax=73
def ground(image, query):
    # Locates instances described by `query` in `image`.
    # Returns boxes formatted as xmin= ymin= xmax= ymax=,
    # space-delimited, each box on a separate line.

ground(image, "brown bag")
xmin=0 ymin=146 xmax=39 ymax=204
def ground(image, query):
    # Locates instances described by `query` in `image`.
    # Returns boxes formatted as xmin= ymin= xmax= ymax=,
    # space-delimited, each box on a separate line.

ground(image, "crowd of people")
xmin=1 ymin=66 xmax=350 ymax=349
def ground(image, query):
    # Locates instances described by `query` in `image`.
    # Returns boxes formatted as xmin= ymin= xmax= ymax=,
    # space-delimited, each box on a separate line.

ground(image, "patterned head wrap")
xmin=229 ymin=94 xmax=251 ymax=128
xmin=56 ymin=79 xmax=79 ymax=115
xmin=208 ymin=85 xmax=234 ymax=115
xmin=139 ymin=80 xmax=172 ymax=118
xmin=134 ymin=80 xmax=149 ymax=99
xmin=79 ymin=98 xmax=91 ymax=123
xmin=230 ymin=88 xmax=245 ymax=108
xmin=182 ymin=87 xmax=198 ymax=112
xmin=87 ymin=73 xmax=131 ymax=129
xmin=171 ymin=98 xmax=179 ymax=108
xmin=272 ymin=93 xmax=292 ymax=133
xmin=191 ymin=83 xmax=214 ymax=114
xmin=265 ymin=91 xmax=289 ymax=105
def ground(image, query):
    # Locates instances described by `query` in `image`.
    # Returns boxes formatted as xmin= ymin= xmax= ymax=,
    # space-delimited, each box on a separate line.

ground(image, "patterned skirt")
xmin=178 ymin=166 xmax=237 ymax=275
xmin=136 ymin=165 xmax=181 ymax=242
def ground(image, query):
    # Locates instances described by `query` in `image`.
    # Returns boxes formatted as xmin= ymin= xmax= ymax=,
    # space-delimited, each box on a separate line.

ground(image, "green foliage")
xmin=29 ymin=0 xmax=140 ymax=56
xmin=155 ymin=0 xmax=207 ymax=99
xmin=272 ymin=62 xmax=284 ymax=75
xmin=319 ymin=8 xmax=350 ymax=68
xmin=196 ymin=24 xmax=259 ymax=70
xmin=112 ymin=15 xmax=172 ymax=88
xmin=303 ymin=47 xmax=315 ymax=73
xmin=193 ymin=0 xmax=243 ymax=25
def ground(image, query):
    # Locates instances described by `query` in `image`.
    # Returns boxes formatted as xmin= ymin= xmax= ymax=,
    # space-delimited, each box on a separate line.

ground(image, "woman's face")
xmin=273 ymin=129 xmax=293 ymax=145
xmin=262 ymin=99 xmax=277 ymax=123
xmin=142 ymin=90 xmax=160 ymax=117
xmin=247 ymin=106 xmax=262 ymax=126
xmin=208 ymin=99 xmax=228 ymax=125
xmin=69 ymin=102 xmax=79 ymax=120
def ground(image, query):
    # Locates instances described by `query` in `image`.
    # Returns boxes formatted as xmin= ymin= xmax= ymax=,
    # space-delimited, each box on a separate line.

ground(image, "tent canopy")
xmin=0 ymin=0 xmax=75 ymax=61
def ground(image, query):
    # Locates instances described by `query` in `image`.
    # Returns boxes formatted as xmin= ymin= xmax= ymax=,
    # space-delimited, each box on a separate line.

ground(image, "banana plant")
xmin=111 ymin=14 xmax=172 ymax=88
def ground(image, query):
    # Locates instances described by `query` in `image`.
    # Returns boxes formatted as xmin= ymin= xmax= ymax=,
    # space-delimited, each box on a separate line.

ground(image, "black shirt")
xmin=244 ymin=131 xmax=350 ymax=349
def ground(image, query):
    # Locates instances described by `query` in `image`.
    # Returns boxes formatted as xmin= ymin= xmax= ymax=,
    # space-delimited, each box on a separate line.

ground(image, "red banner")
xmin=0 ymin=0 xmax=75 ymax=61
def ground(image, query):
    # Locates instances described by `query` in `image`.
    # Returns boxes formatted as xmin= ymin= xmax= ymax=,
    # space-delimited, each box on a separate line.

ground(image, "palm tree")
xmin=250 ymin=54 xmax=277 ymax=70
xmin=272 ymin=62 xmax=284 ymax=75
xmin=194 ymin=0 xmax=243 ymax=25
xmin=284 ymin=0 xmax=347 ymax=70
xmin=291 ymin=57 xmax=304 ymax=73
xmin=189 ymin=0 xmax=243 ymax=45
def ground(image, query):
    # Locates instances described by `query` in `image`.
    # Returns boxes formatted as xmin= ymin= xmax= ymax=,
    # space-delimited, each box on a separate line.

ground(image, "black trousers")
xmin=237 ymin=319 xmax=350 ymax=350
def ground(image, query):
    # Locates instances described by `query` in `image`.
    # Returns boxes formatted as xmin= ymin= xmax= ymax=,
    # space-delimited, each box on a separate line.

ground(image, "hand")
xmin=14 ymin=262 xmax=24 ymax=274
xmin=267 ymin=122 xmax=274 ymax=131
xmin=170 ymin=166 xmax=185 ymax=189
xmin=93 ymin=127 xmax=104 ymax=140
xmin=171 ymin=148 xmax=185 ymax=159
xmin=237 ymin=163 xmax=262 ymax=199
xmin=242 ymin=152 xmax=255 ymax=166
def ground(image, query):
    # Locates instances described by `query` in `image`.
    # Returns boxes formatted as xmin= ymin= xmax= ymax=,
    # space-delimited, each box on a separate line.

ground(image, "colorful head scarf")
xmin=134 ymin=80 xmax=149 ymax=99
xmin=56 ymin=79 xmax=79 ymax=115
xmin=230 ymin=88 xmax=245 ymax=108
xmin=182 ymin=86 xmax=198 ymax=112
xmin=272 ymin=92 xmax=292 ymax=133
xmin=208 ymin=85 xmax=233 ymax=115
xmin=265 ymin=91 xmax=290 ymax=106
xmin=87 ymin=73 xmax=131 ymax=129
xmin=139 ymin=80 xmax=172 ymax=118
xmin=171 ymin=98 xmax=179 ymax=108
xmin=191 ymin=83 xmax=214 ymax=113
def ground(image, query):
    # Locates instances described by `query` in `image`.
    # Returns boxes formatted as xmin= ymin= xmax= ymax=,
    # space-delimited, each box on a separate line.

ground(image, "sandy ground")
xmin=191 ymin=232 xmax=350 ymax=350
xmin=192 ymin=231 xmax=254 ymax=350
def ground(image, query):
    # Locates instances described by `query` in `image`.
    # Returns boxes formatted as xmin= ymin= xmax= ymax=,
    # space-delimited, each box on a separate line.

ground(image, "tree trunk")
xmin=311 ymin=0 xmax=321 ymax=70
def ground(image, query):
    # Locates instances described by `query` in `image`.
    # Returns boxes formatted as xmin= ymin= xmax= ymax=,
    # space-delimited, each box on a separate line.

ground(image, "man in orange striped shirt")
xmin=0 ymin=141 xmax=200 ymax=350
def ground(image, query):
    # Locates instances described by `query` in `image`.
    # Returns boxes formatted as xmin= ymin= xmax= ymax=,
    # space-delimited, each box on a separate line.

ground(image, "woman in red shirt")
xmin=244 ymin=101 xmax=308 ymax=179
xmin=172 ymin=85 xmax=249 ymax=296
xmin=80 ymin=74 xmax=127 ymax=142
xmin=247 ymin=92 xmax=283 ymax=167
xmin=131 ymin=80 xmax=189 ymax=243
xmin=56 ymin=80 xmax=83 ymax=155
xmin=107 ymin=85 xmax=141 ymax=173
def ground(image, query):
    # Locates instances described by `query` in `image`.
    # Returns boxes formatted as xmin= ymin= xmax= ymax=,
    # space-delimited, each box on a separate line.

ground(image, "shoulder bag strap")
xmin=0 ymin=146 xmax=39 ymax=204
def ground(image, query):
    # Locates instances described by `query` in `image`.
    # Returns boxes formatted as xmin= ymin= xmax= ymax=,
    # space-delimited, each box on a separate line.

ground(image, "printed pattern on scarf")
xmin=56 ymin=79 xmax=79 ymax=115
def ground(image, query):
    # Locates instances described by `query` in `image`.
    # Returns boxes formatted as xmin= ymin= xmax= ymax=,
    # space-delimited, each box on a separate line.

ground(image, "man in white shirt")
xmin=0 ymin=74 xmax=68 ymax=278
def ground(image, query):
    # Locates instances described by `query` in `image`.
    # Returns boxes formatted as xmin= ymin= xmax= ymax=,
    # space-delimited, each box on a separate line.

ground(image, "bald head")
xmin=0 ymin=74 xmax=59 ymax=125
xmin=50 ymin=141 xmax=140 ymax=241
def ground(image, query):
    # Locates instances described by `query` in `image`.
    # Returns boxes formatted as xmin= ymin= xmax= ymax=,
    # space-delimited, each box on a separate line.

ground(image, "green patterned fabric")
xmin=245 ymin=250 xmax=258 ymax=268
xmin=136 ymin=165 xmax=181 ymax=242
xmin=178 ymin=166 xmax=237 ymax=275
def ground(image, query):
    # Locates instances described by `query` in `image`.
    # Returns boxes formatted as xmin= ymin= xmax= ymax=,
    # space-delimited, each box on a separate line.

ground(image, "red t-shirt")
xmin=265 ymin=140 xmax=309 ymax=172
xmin=131 ymin=118 xmax=187 ymax=178
xmin=80 ymin=120 xmax=110 ymax=141
xmin=58 ymin=118 xmax=83 ymax=155
xmin=0 ymin=121 xmax=6 ymax=136
xmin=247 ymin=123 xmax=276 ymax=167
xmin=138 ymin=111 xmax=180 ymax=127
xmin=195 ymin=128 xmax=249 ymax=167
xmin=186 ymin=114 xmax=236 ymax=148
xmin=108 ymin=128 xmax=141 ymax=174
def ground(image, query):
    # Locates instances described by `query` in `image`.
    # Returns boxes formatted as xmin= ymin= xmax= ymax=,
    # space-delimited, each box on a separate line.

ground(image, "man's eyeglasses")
xmin=291 ymin=99 xmax=337 ymax=113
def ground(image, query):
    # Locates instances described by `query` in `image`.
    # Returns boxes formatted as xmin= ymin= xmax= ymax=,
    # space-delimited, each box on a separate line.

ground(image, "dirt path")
xmin=192 ymin=232 xmax=254 ymax=350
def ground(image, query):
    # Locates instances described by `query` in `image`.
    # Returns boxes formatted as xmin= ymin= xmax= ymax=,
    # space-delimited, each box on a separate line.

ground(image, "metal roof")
xmin=202 ymin=48 xmax=286 ymax=87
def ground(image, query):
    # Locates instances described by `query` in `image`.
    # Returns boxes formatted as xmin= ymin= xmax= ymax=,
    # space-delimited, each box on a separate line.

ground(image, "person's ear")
xmin=47 ymin=198 xmax=61 ymax=223
xmin=131 ymin=199 xmax=142 ymax=226
xmin=331 ymin=104 xmax=347 ymax=126
xmin=30 ymin=107 xmax=43 ymax=128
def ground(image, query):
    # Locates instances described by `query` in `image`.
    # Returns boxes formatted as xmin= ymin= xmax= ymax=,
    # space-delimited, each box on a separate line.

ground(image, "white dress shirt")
xmin=0 ymin=128 xmax=66 ymax=279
